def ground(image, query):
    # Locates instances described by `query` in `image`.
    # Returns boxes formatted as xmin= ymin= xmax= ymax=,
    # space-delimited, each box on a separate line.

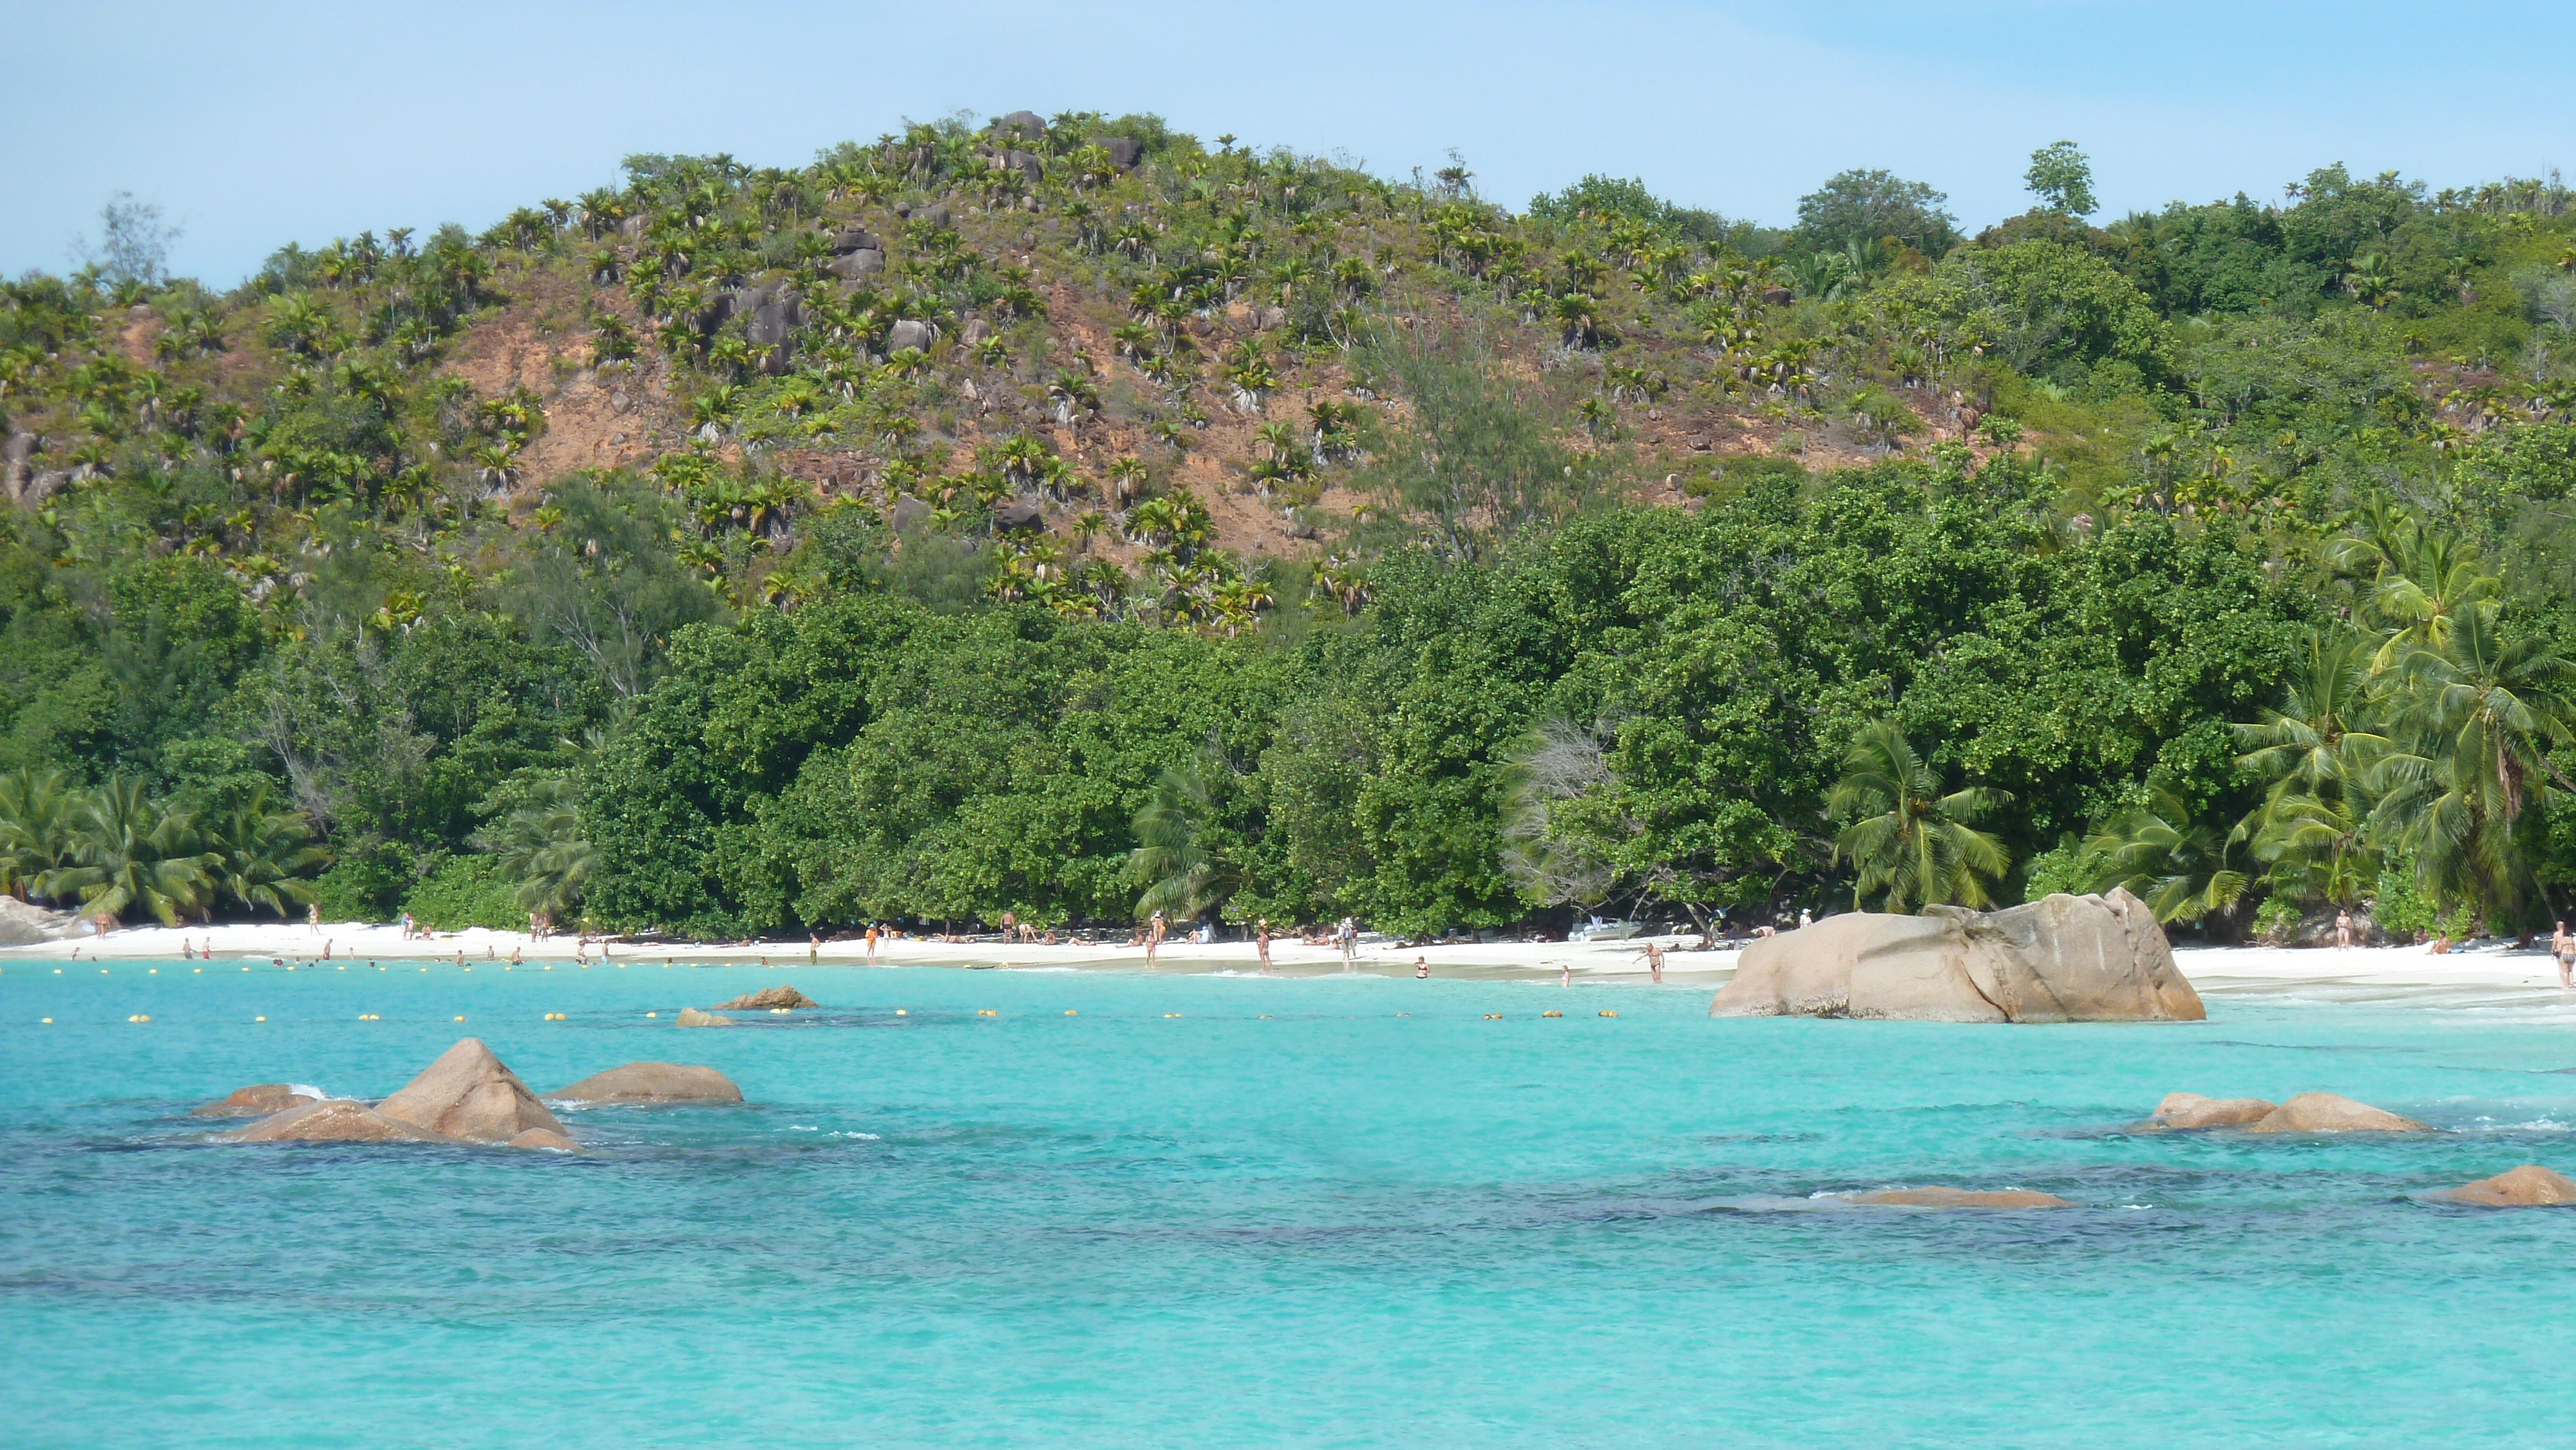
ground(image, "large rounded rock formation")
xmin=2431 ymin=1165 xmax=2576 ymax=1206
xmin=2244 ymin=1092 xmax=2427 ymax=1134
xmin=547 ymin=1062 xmax=743 ymax=1105
xmin=373 ymin=1038 xmax=566 ymax=1143
xmin=1710 ymin=889 xmax=2203 ymax=1022
xmin=2143 ymin=1092 xmax=2277 ymax=1129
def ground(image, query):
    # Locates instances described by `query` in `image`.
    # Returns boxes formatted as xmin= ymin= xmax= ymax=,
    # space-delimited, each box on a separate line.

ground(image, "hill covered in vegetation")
xmin=4 ymin=111 xmax=2573 ymax=943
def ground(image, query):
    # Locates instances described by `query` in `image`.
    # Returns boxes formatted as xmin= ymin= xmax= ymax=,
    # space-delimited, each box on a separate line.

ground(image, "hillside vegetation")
xmin=5 ymin=112 xmax=2574 ymax=943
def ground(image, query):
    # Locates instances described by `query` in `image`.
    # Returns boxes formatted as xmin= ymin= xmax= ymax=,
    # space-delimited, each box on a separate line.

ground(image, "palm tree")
xmin=0 ymin=767 xmax=77 ymax=899
xmin=2234 ymin=630 xmax=2389 ymax=905
xmin=475 ymin=779 xmax=597 ymax=933
xmin=1130 ymin=760 xmax=1244 ymax=924
xmin=39 ymin=778 xmax=214 ymax=925
xmin=207 ymin=787 xmax=330 ymax=917
xmin=2086 ymin=786 xmax=2246 ymax=926
xmin=1827 ymin=720 xmax=2012 ymax=912
xmin=2367 ymin=605 xmax=2575 ymax=925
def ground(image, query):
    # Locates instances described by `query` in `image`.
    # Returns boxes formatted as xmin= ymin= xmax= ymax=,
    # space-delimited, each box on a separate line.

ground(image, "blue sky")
xmin=10 ymin=1 xmax=2576 ymax=285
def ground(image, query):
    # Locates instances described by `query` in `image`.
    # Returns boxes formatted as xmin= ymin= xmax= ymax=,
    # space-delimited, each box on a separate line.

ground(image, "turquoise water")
xmin=7 ymin=959 xmax=2576 ymax=1448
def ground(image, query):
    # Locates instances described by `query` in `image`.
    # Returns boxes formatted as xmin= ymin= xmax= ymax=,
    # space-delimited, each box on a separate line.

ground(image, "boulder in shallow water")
xmin=2145 ymin=1092 xmax=2277 ymax=1129
xmin=711 ymin=985 xmax=815 ymax=1011
xmin=507 ymin=1127 xmax=581 ymax=1152
xmin=1710 ymin=889 xmax=2202 ymax=1023
xmin=2430 ymin=1165 xmax=2576 ymax=1207
xmin=223 ymin=1098 xmax=458 ymax=1144
xmin=674 ymin=1007 xmax=730 ymax=1027
xmin=192 ymin=1084 xmax=321 ymax=1118
xmin=2244 ymin=1092 xmax=2427 ymax=1134
xmin=1841 ymin=1187 xmax=2072 ymax=1209
xmin=547 ymin=1062 xmax=743 ymax=1104
xmin=373 ymin=1039 xmax=565 ymax=1143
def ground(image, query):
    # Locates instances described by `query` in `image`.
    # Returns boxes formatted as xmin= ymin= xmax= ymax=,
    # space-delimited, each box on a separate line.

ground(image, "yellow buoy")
xmin=254 ymin=1015 xmax=266 ymax=1022
xmin=41 ymin=1017 xmax=52 ymax=1024
xmin=149 ymin=968 xmax=157 ymax=975
xmin=1542 ymin=1010 xmax=1563 ymax=1019
xmin=895 ymin=1009 xmax=907 ymax=1015
xmin=453 ymin=1015 xmax=466 ymax=1022
xmin=1065 ymin=1010 xmax=1077 ymax=1016
xmin=645 ymin=1012 xmax=658 ymax=1019
xmin=1599 ymin=1010 xmax=1618 ymax=1017
xmin=979 ymin=1009 xmax=998 ymax=1017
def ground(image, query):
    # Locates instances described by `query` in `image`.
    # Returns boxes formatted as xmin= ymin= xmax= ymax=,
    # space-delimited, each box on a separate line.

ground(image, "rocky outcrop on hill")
xmin=373 ymin=1038 xmax=566 ymax=1142
xmin=547 ymin=1062 xmax=743 ymax=1104
xmin=2430 ymin=1165 xmax=2576 ymax=1206
xmin=1709 ymin=889 xmax=2202 ymax=1022
xmin=192 ymin=1084 xmax=321 ymax=1118
xmin=711 ymin=985 xmax=816 ymax=1011
xmin=2244 ymin=1092 xmax=2427 ymax=1133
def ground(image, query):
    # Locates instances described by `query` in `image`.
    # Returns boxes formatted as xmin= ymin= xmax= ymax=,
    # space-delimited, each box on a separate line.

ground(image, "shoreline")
xmin=6 ymin=920 xmax=2574 ymax=1000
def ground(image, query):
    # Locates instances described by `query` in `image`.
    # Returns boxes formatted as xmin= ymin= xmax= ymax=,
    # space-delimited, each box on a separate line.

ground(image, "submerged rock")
xmin=2431 ymin=1165 xmax=2576 ymax=1207
xmin=374 ymin=1039 xmax=565 ymax=1143
xmin=2143 ymin=1092 xmax=2277 ymax=1129
xmin=192 ymin=1084 xmax=321 ymax=1118
xmin=674 ymin=1007 xmax=730 ymax=1028
xmin=547 ymin=1062 xmax=743 ymax=1104
xmin=506 ymin=1127 xmax=581 ymax=1152
xmin=2244 ymin=1092 xmax=2428 ymax=1134
xmin=1710 ymin=889 xmax=2202 ymax=1023
xmin=222 ymin=1098 xmax=459 ymax=1144
xmin=710 ymin=985 xmax=815 ymax=1011
xmin=1840 ymin=1187 xmax=2073 ymax=1209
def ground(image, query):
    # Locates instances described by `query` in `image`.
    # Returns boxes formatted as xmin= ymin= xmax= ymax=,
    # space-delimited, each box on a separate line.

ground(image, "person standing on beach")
xmin=1256 ymin=919 xmax=1273 ymax=974
xmin=1414 ymin=956 xmax=1430 ymax=979
xmin=1146 ymin=910 xmax=1167 ymax=966
xmin=866 ymin=923 xmax=880 ymax=965
xmin=1797 ymin=909 xmax=1812 ymax=930
xmin=1338 ymin=917 xmax=1358 ymax=972
xmin=308 ymin=902 xmax=320 ymax=934
xmin=2335 ymin=909 xmax=2354 ymax=951
xmin=1559 ymin=961 xmax=1572 ymax=988
xmin=2554 ymin=920 xmax=2573 ymax=989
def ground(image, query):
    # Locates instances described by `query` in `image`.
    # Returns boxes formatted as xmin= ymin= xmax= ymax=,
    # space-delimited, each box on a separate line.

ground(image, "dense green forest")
xmin=4 ymin=111 xmax=2573 ymax=942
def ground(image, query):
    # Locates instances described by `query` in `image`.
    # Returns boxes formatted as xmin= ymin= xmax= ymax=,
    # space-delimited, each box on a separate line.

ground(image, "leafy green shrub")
xmin=312 ymin=838 xmax=413 ymax=923
xmin=2368 ymin=857 xmax=2474 ymax=941
xmin=2251 ymin=894 xmax=2302 ymax=943
xmin=404 ymin=852 xmax=524 ymax=931
xmin=2018 ymin=836 xmax=2105 ymax=901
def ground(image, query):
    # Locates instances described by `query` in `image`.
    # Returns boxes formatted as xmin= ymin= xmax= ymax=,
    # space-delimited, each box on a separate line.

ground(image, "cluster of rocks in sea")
xmin=674 ymin=984 xmax=819 ymax=1027
xmin=1709 ymin=889 xmax=2203 ymax=1023
xmin=1707 ymin=901 xmax=2568 ymax=1207
xmin=196 ymin=1039 xmax=742 ymax=1151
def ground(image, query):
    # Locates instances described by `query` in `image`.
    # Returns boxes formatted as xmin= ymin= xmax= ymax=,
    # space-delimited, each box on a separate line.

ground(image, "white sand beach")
xmin=8 ymin=918 xmax=2572 ymax=1004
